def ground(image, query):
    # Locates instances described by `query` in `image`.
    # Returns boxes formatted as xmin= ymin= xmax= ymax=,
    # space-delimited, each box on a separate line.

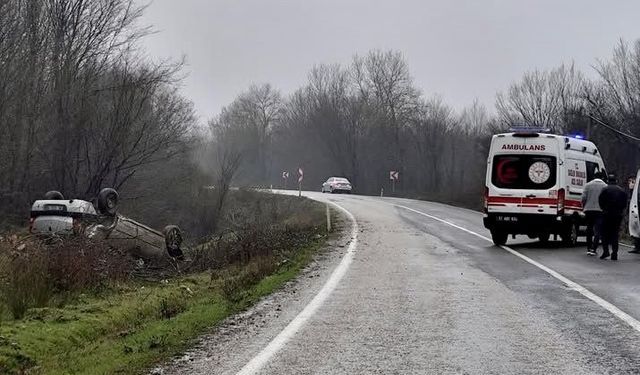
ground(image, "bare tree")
xmin=584 ymin=39 xmax=640 ymax=179
xmin=591 ymin=39 xmax=640 ymax=134
xmin=199 ymin=115 xmax=248 ymax=232
xmin=226 ymin=84 xmax=283 ymax=184
xmin=352 ymin=50 xmax=420 ymax=188
xmin=496 ymin=64 xmax=585 ymax=133
xmin=0 ymin=0 xmax=196 ymax=225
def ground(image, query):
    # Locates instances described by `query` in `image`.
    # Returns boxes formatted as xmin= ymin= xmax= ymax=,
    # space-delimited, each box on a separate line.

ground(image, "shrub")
xmin=46 ymin=237 xmax=132 ymax=294
xmin=157 ymin=294 xmax=187 ymax=319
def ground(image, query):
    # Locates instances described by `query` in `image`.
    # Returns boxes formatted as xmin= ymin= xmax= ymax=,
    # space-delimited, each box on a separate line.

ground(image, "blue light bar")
xmin=567 ymin=132 xmax=585 ymax=140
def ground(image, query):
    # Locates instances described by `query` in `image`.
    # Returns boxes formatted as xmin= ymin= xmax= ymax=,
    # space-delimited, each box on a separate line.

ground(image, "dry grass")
xmin=187 ymin=190 xmax=325 ymax=277
xmin=0 ymin=235 xmax=132 ymax=319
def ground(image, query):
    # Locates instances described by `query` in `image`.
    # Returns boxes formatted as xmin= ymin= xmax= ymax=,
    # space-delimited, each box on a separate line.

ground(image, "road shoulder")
xmin=158 ymin=210 xmax=352 ymax=375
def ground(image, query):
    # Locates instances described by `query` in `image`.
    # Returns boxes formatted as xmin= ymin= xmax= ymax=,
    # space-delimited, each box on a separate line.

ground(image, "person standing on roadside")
xmin=599 ymin=175 xmax=628 ymax=261
xmin=582 ymin=171 xmax=607 ymax=256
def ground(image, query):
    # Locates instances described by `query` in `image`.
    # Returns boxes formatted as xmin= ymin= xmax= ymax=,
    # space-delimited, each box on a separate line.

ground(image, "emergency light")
xmin=509 ymin=126 xmax=551 ymax=133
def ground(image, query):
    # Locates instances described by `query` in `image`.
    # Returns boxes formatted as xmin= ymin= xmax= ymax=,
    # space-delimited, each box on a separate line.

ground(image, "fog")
xmin=140 ymin=0 xmax=640 ymax=120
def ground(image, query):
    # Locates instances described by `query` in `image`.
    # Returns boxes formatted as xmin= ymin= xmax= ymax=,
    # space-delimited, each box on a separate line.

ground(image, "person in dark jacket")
xmin=599 ymin=175 xmax=628 ymax=260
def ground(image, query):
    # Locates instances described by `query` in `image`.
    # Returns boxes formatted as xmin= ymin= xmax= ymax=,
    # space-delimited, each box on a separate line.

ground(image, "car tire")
xmin=44 ymin=190 xmax=64 ymax=200
xmin=97 ymin=188 xmax=119 ymax=216
xmin=490 ymin=230 xmax=508 ymax=246
xmin=163 ymin=225 xmax=183 ymax=258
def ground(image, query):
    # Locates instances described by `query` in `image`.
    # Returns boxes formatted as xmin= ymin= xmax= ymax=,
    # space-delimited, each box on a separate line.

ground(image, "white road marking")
xmin=394 ymin=203 xmax=640 ymax=333
xmin=236 ymin=201 xmax=359 ymax=375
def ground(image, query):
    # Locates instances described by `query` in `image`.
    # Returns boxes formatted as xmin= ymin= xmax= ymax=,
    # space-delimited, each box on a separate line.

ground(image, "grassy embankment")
xmin=0 ymin=191 xmax=334 ymax=374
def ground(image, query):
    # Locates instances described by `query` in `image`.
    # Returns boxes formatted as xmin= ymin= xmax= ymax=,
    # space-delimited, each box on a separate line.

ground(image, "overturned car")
xmin=29 ymin=188 xmax=183 ymax=259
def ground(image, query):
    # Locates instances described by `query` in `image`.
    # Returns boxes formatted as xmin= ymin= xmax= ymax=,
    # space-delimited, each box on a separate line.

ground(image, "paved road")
xmin=163 ymin=192 xmax=640 ymax=374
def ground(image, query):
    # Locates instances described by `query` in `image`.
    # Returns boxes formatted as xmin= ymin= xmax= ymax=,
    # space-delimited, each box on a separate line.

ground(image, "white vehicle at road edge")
xmin=630 ymin=169 xmax=640 ymax=241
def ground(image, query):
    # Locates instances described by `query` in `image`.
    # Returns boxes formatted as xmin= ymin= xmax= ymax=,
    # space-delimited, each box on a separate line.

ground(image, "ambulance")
xmin=483 ymin=129 xmax=606 ymax=246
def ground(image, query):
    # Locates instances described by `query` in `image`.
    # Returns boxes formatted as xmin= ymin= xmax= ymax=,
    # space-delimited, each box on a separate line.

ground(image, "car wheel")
xmin=163 ymin=225 xmax=183 ymax=258
xmin=44 ymin=190 xmax=64 ymax=200
xmin=490 ymin=230 xmax=508 ymax=246
xmin=97 ymin=188 xmax=119 ymax=216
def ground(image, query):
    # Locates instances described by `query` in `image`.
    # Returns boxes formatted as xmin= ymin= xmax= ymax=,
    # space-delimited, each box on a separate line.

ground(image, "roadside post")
xmin=282 ymin=171 xmax=289 ymax=190
xmin=390 ymin=171 xmax=399 ymax=193
xmin=380 ymin=187 xmax=384 ymax=197
xmin=326 ymin=203 xmax=331 ymax=232
xmin=298 ymin=168 xmax=304 ymax=197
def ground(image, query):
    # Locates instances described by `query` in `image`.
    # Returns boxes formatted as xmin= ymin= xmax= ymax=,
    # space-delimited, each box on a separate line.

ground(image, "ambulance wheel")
xmin=561 ymin=221 xmax=579 ymax=247
xmin=538 ymin=232 xmax=550 ymax=244
xmin=491 ymin=230 xmax=508 ymax=246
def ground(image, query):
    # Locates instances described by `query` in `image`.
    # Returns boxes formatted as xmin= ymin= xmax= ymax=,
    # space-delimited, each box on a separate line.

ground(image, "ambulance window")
xmin=585 ymin=162 xmax=601 ymax=182
xmin=492 ymin=155 xmax=557 ymax=189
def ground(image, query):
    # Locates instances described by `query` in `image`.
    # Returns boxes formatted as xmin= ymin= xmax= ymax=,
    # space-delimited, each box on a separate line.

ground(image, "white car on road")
xmin=321 ymin=177 xmax=352 ymax=194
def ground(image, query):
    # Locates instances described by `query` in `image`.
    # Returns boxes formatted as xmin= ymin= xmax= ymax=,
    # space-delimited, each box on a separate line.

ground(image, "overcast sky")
xmin=139 ymin=0 xmax=640 ymax=122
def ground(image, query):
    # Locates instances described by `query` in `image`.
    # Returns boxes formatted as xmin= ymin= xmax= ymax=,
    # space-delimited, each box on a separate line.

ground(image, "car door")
xmin=629 ymin=169 xmax=640 ymax=238
xmin=564 ymin=159 xmax=588 ymax=214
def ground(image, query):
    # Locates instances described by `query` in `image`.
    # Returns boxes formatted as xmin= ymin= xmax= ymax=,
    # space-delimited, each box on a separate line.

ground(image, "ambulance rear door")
xmin=488 ymin=134 xmax=560 ymax=218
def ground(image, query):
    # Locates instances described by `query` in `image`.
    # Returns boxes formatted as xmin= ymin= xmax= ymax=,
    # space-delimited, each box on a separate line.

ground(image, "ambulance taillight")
xmin=483 ymin=187 xmax=489 ymax=213
xmin=557 ymin=188 xmax=565 ymax=215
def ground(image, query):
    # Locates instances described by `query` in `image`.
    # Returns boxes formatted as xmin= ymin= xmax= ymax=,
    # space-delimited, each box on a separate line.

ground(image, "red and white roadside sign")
xmin=390 ymin=171 xmax=399 ymax=181
xmin=282 ymin=171 xmax=290 ymax=179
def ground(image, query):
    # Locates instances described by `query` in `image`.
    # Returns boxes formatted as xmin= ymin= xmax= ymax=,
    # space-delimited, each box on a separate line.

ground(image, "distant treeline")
xmin=206 ymin=41 xmax=640 ymax=208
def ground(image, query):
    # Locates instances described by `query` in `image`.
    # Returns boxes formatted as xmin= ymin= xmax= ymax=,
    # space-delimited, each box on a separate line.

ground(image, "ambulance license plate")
xmin=496 ymin=216 xmax=518 ymax=222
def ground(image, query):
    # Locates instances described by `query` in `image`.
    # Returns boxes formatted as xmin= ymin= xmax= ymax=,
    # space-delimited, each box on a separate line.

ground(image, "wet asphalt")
xmin=161 ymin=192 xmax=640 ymax=375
